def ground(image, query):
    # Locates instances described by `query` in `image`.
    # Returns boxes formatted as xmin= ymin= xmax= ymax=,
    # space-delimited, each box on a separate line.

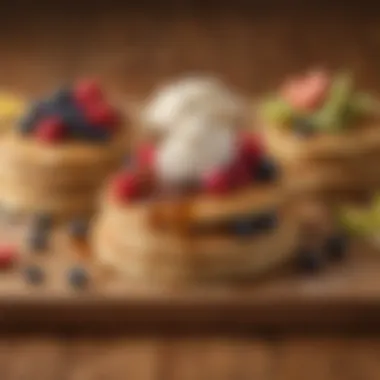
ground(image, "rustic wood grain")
xmin=1 ymin=335 xmax=380 ymax=380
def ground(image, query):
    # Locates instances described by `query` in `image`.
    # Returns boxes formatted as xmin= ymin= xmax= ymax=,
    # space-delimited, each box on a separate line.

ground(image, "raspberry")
xmin=0 ymin=246 xmax=17 ymax=269
xmin=86 ymin=103 xmax=119 ymax=131
xmin=34 ymin=116 xmax=66 ymax=143
xmin=111 ymin=172 xmax=141 ymax=202
xmin=74 ymin=79 xmax=103 ymax=106
xmin=202 ymin=169 xmax=231 ymax=195
xmin=238 ymin=132 xmax=264 ymax=168
xmin=136 ymin=143 xmax=156 ymax=169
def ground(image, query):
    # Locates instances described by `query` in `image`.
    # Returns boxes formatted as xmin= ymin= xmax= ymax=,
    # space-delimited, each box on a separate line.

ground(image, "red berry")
xmin=238 ymin=132 xmax=263 ymax=168
xmin=136 ymin=143 xmax=156 ymax=169
xmin=111 ymin=172 xmax=141 ymax=202
xmin=74 ymin=79 xmax=103 ymax=106
xmin=227 ymin=158 xmax=251 ymax=188
xmin=202 ymin=168 xmax=231 ymax=195
xmin=86 ymin=103 xmax=119 ymax=130
xmin=0 ymin=246 xmax=17 ymax=269
xmin=35 ymin=117 xmax=66 ymax=143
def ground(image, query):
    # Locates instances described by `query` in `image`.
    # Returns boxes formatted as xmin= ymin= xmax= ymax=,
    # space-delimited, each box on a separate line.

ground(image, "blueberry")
xmin=18 ymin=102 xmax=44 ymax=134
xmin=61 ymin=103 xmax=110 ymax=142
xmin=296 ymin=247 xmax=324 ymax=273
xmin=51 ymin=88 xmax=72 ymax=106
xmin=28 ymin=229 xmax=49 ymax=252
xmin=68 ymin=266 xmax=89 ymax=288
xmin=253 ymin=212 xmax=278 ymax=232
xmin=24 ymin=265 xmax=44 ymax=285
xmin=293 ymin=117 xmax=316 ymax=137
xmin=33 ymin=213 xmax=53 ymax=231
xmin=255 ymin=157 xmax=279 ymax=182
xmin=68 ymin=218 xmax=89 ymax=239
xmin=324 ymin=233 xmax=348 ymax=261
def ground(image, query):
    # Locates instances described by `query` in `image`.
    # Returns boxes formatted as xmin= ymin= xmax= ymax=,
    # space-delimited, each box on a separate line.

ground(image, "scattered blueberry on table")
xmin=68 ymin=218 xmax=89 ymax=240
xmin=67 ymin=266 xmax=89 ymax=288
xmin=33 ymin=213 xmax=53 ymax=231
xmin=24 ymin=265 xmax=45 ymax=285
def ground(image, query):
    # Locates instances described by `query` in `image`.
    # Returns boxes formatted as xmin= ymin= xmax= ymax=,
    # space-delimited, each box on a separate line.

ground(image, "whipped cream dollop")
xmin=143 ymin=77 xmax=246 ymax=186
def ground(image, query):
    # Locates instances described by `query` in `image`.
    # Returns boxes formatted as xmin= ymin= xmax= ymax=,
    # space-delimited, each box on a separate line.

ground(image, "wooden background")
xmin=0 ymin=2 xmax=379 ymax=98
xmin=1 ymin=2 xmax=380 ymax=378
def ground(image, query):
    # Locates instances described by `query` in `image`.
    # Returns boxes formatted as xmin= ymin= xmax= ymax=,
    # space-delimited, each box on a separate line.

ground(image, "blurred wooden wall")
xmin=0 ymin=1 xmax=379 ymax=98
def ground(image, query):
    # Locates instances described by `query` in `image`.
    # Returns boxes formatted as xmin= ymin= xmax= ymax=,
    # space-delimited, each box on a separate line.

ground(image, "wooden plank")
xmin=161 ymin=338 xmax=273 ymax=380
xmin=2 ymin=338 xmax=65 ymax=380
xmin=65 ymin=338 xmax=158 ymax=380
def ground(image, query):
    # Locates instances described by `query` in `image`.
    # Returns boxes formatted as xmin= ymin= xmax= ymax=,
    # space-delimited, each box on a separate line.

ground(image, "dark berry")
xmin=33 ymin=213 xmax=53 ymax=231
xmin=293 ymin=117 xmax=317 ymax=137
xmin=24 ymin=265 xmax=44 ymax=285
xmin=324 ymin=233 xmax=348 ymax=261
xmin=51 ymin=88 xmax=72 ymax=106
xmin=255 ymin=157 xmax=279 ymax=182
xmin=68 ymin=218 xmax=89 ymax=239
xmin=18 ymin=102 xmax=45 ymax=135
xmin=28 ymin=230 xmax=49 ymax=252
xmin=296 ymin=247 xmax=324 ymax=273
xmin=253 ymin=212 xmax=279 ymax=232
xmin=67 ymin=266 xmax=89 ymax=288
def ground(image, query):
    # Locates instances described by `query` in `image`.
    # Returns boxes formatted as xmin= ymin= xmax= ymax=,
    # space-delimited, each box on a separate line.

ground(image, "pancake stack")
xmin=260 ymin=70 xmax=380 ymax=195
xmin=0 ymin=81 xmax=126 ymax=218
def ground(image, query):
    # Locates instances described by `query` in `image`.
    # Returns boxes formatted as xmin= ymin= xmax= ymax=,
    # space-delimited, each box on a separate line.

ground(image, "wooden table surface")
xmin=0 ymin=333 xmax=379 ymax=379
xmin=1 ymin=3 xmax=380 ymax=378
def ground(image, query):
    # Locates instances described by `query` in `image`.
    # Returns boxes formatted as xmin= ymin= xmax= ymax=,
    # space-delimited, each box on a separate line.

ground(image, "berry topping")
xmin=281 ymin=70 xmax=330 ymax=112
xmin=51 ymin=88 xmax=72 ymax=106
xmin=24 ymin=265 xmax=45 ymax=285
xmin=202 ymin=169 xmax=231 ymax=195
xmin=85 ymin=102 xmax=119 ymax=131
xmin=136 ymin=143 xmax=156 ymax=169
xmin=34 ymin=116 xmax=66 ymax=143
xmin=111 ymin=172 xmax=142 ymax=202
xmin=0 ymin=246 xmax=18 ymax=269
xmin=18 ymin=80 xmax=119 ymax=144
xmin=226 ymin=158 xmax=250 ymax=188
xmin=67 ymin=266 xmax=89 ymax=288
xmin=74 ymin=79 xmax=103 ymax=105
xmin=255 ymin=156 xmax=279 ymax=182
xmin=238 ymin=132 xmax=263 ymax=168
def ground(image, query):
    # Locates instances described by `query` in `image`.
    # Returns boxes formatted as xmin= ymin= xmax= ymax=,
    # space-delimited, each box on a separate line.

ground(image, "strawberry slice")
xmin=281 ymin=70 xmax=330 ymax=112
